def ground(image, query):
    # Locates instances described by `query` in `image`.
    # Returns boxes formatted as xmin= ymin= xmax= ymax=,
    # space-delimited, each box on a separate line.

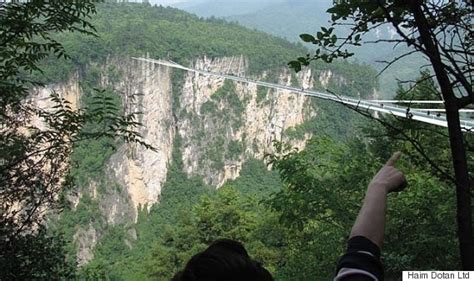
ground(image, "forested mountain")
xmin=175 ymin=0 xmax=425 ymax=98
xmin=225 ymin=0 xmax=427 ymax=98
xmin=36 ymin=2 xmax=384 ymax=279
xmin=228 ymin=0 xmax=332 ymax=43
xmin=3 ymin=1 xmax=466 ymax=280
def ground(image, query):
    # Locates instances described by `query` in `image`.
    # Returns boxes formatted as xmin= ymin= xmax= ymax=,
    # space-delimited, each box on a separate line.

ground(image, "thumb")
xmin=386 ymin=151 xmax=402 ymax=166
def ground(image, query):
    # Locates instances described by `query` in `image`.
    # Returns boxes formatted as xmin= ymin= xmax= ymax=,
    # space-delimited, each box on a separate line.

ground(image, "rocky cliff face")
xmin=35 ymin=56 xmax=345 ymax=264
xmin=43 ymin=56 xmax=322 ymax=218
xmin=70 ymin=55 xmax=321 ymax=225
xmin=103 ymin=57 xmax=175 ymax=218
xmin=29 ymin=73 xmax=81 ymax=130
xmin=102 ymin=56 xmax=317 ymax=214
xmin=49 ymin=56 xmax=316 ymax=223
xmin=178 ymin=56 xmax=313 ymax=187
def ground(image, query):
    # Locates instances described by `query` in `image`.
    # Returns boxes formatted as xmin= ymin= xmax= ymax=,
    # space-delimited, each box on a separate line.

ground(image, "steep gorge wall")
xmin=33 ymin=56 xmax=342 ymax=264
xmin=103 ymin=57 xmax=174 ymax=217
xmin=100 ymin=55 xmax=317 ymax=213
xmin=28 ymin=59 xmax=175 ymax=264
xmin=30 ymin=54 xmax=375 ymax=266
xmin=178 ymin=56 xmax=314 ymax=186
xmin=38 ymin=56 xmax=329 ymax=219
xmin=31 ymin=56 xmax=354 ymax=222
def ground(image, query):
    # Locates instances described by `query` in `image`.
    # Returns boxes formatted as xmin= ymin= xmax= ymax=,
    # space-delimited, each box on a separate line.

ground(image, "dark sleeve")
xmin=334 ymin=236 xmax=384 ymax=281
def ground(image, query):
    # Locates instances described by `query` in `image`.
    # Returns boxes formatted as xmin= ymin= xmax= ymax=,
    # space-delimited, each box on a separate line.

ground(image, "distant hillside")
xmin=42 ymin=4 xmax=379 ymax=279
xmin=222 ymin=0 xmax=426 ymax=97
xmin=227 ymin=0 xmax=331 ymax=43
xmin=39 ymin=2 xmax=307 ymax=82
xmin=40 ymin=2 xmax=377 ymax=92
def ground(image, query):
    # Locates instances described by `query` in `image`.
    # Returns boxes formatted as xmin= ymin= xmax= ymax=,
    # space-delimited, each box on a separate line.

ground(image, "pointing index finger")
xmin=386 ymin=151 xmax=402 ymax=166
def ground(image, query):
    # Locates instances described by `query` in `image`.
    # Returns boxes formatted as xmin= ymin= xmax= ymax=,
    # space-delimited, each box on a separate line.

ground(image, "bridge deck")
xmin=132 ymin=57 xmax=474 ymax=132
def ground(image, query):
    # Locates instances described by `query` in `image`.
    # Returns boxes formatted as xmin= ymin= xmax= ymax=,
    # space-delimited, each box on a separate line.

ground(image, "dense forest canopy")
xmin=1 ymin=1 xmax=472 ymax=280
xmin=38 ymin=3 xmax=377 ymax=91
xmin=289 ymin=0 xmax=473 ymax=269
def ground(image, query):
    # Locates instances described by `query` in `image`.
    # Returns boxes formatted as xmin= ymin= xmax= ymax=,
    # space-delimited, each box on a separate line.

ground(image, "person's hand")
xmin=369 ymin=152 xmax=407 ymax=193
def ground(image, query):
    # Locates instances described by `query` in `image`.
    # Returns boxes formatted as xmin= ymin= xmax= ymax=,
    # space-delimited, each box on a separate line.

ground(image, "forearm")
xmin=336 ymin=152 xmax=405 ymax=280
xmin=336 ymin=185 xmax=388 ymax=281
xmin=350 ymin=183 xmax=388 ymax=249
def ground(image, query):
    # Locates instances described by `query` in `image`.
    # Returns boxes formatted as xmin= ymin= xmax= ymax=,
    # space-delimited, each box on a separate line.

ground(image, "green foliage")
xmin=285 ymin=98 xmax=366 ymax=141
xmin=196 ymin=80 xmax=250 ymax=170
xmin=384 ymin=173 xmax=458 ymax=275
xmin=51 ymin=192 xmax=105 ymax=271
xmin=69 ymin=87 xmax=122 ymax=188
xmin=32 ymin=2 xmax=379 ymax=101
xmin=200 ymin=100 xmax=218 ymax=115
xmin=267 ymin=137 xmax=366 ymax=231
xmin=49 ymin=80 xmax=141 ymax=274
xmin=364 ymin=72 xmax=470 ymax=181
xmin=14 ymin=1 xmax=464 ymax=279
xmin=171 ymin=70 xmax=186 ymax=118
xmin=226 ymin=140 xmax=243 ymax=160
xmin=32 ymin=2 xmax=322 ymax=84
xmin=0 ymin=1 xmax=97 ymax=93
xmin=153 ymin=134 xmax=214 ymax=223
xmin=256 ymin=85 xmax=268 ymax=104
xmin=0 ymin=226 xmax=77 ymax=280
xmin=290 ymin=72 xmax=300 ymax=88
xmin=80 ymin=155 xmax=284 ymax=280
xmin=226 ymin=158 xmax=282 ymax=197
xmin=141 ymin=184 xmax=282 ymax=280
xmin=208 ymin=80 xmax=245 ymax=125
xmin=195 ymin=186 xmax=258 ymax=243
xmin=204 ymin=136 xmax=225 ymax=170
xmin=81 ymin=123 xmax=461 ymax=280
xmin=0 ymin=2 xmax=135 ymax=280
xmin=268 ymin=75 xmax=465 ymax=278
xmin=1 ymin=5 xmax=152 ymax=274
xmin=78 ymin=225 xmax=133 ymax=280
xmin=267 ymin=135 xmax=459 ymax=278
xmin=72 ymin=134 xmax=213 ymax=280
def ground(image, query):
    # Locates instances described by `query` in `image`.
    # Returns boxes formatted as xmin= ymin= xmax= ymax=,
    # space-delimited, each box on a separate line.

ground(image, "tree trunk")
xmin=411 ymin=2 xmax=474 ymax=269
xmin=445 ymin=104 xmax=474 ymax=270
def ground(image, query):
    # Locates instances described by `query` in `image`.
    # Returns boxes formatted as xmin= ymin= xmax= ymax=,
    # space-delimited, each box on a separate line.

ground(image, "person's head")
xmin=172 ymin=239 xmax=274 ymax=281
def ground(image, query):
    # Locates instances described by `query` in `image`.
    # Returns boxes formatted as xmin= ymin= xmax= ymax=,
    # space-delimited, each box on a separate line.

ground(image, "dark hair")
xmin=172 ymin=239 xmax=274 ymax=281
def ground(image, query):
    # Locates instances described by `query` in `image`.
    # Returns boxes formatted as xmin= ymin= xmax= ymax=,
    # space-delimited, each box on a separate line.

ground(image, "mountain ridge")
xmin=39 ymin=2 xmax=378 ymax=275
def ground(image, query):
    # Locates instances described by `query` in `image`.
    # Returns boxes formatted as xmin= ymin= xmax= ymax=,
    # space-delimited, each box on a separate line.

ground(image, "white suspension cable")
xmin=407 ymin=109 xmax=474 ymax=112
xmin=370 ymin=100 xmax=444 ymax=104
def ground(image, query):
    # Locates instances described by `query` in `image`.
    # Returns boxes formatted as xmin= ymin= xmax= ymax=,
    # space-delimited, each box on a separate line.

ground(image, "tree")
xmin=0 ymin=1 xmax=151 ymax=278
xmin=267 ymin=136 xmax=459 ymax=278
xmin=289 ymin=0 xmax=473 ymax=269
